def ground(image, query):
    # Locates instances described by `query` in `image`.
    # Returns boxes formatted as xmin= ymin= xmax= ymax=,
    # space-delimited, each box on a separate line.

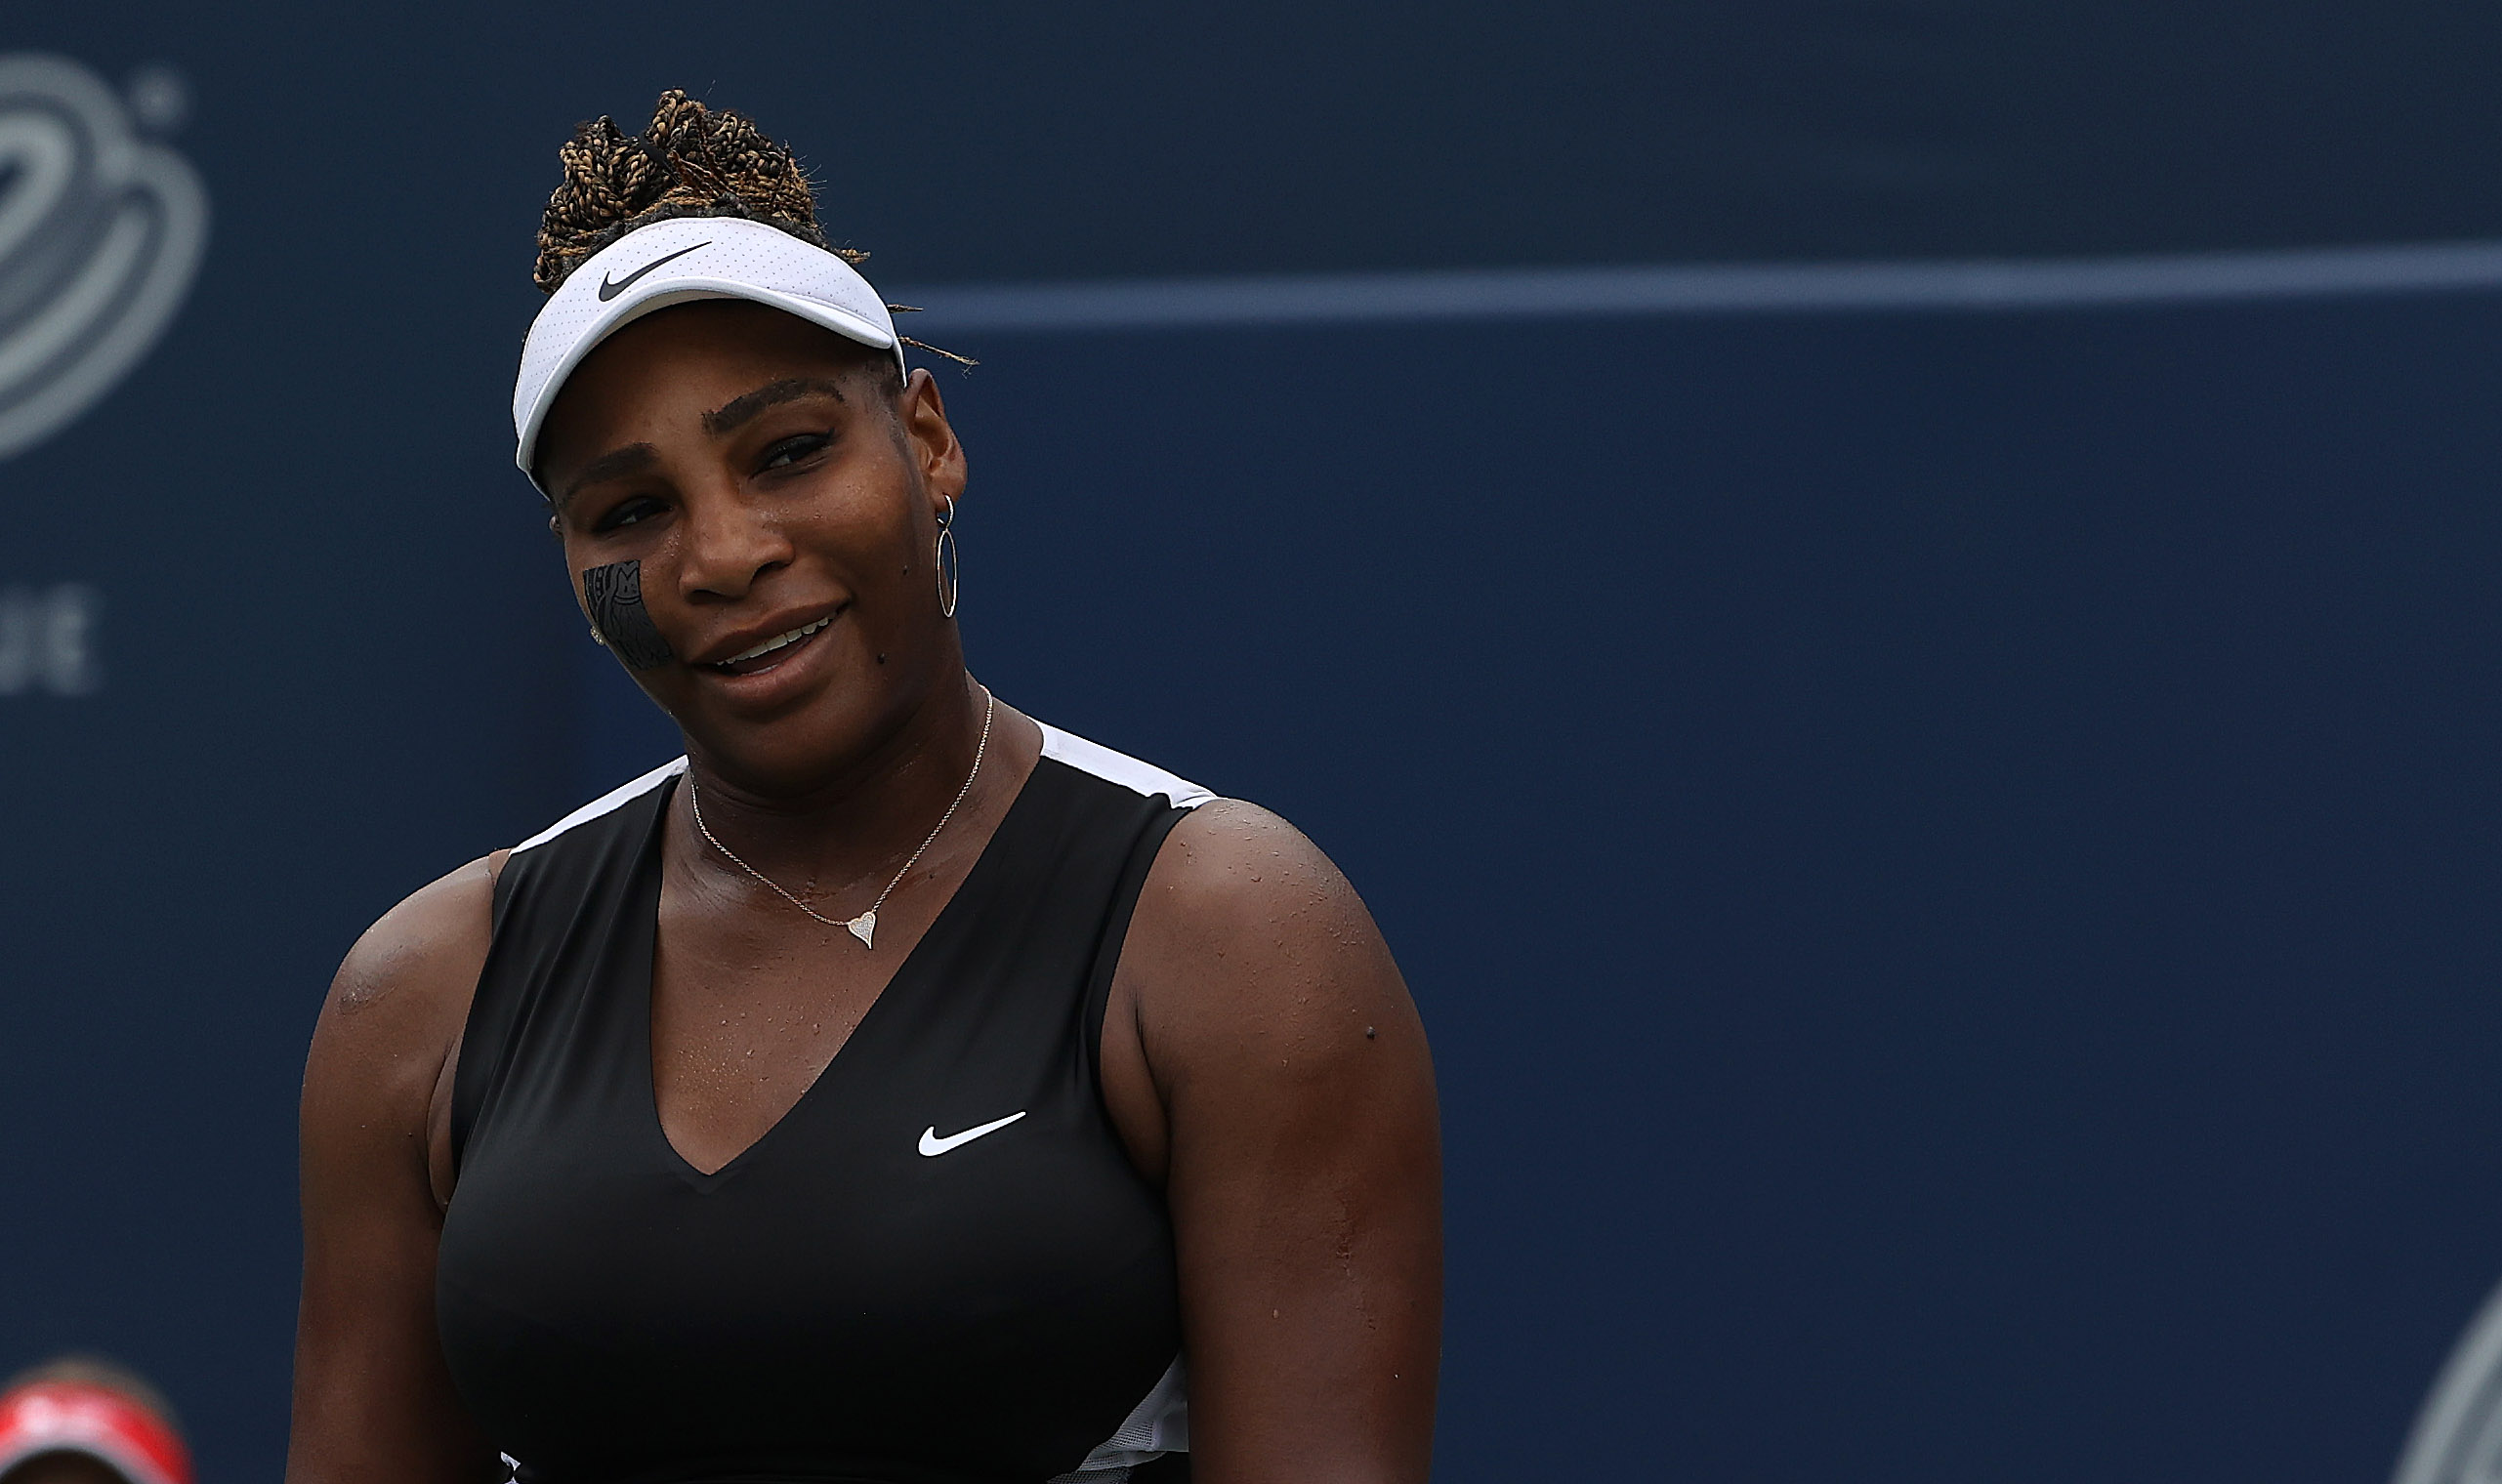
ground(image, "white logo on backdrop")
xmin=0 ymin=54 xmax=206 ymax=462
xmin=0 ymin=584 xmax=100 ymax=695
xmin=2392 ymin=1279 xmax=2502 ymax=1484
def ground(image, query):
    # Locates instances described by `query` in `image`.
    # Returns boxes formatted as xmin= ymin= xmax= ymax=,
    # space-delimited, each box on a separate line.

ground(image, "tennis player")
xmin=287 ymin=92 xmax=1441 ymax=1484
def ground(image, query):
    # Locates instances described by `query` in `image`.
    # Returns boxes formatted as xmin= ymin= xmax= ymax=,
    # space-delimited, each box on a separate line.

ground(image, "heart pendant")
xmin=846 ymin=910 xmax=876 ymax=948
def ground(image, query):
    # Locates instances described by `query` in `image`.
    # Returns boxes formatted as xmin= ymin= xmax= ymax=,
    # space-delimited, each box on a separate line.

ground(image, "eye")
xmin=593 ymin=495 xmax=665 ymax=533
xmin=759 ymin=433 xmax=833 ymax=473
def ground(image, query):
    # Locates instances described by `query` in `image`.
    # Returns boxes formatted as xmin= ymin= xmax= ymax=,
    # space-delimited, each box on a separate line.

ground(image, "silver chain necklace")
xmin=687 ymin=688 xmax=996 ymax=949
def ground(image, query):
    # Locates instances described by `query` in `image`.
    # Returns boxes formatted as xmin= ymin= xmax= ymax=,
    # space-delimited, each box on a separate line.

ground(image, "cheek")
xmin=580 ymin=559 xmax=675 ymax=671
xmin=558 ymin=540 xmax=597 ymax=615
xmin=793 ymin=470 xmax=926 ymax=590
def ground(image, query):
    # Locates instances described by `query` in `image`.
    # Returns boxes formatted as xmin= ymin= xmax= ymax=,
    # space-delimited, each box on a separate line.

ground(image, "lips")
xmin=709 ymin=614 xmax=832 ymax=676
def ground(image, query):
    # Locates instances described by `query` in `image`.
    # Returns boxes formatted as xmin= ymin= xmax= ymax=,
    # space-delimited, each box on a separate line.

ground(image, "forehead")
xmin=538 ymin=301 xmax=885 ymax=459
xmin=565 ymin=299 xmax=879 ymax=409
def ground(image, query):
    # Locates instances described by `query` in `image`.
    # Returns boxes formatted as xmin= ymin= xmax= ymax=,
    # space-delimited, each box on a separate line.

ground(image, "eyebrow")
xmin=702 ymin=377 xmax=850 ymax=436
xmin=557 ymin=441 xmax=661 ymax=508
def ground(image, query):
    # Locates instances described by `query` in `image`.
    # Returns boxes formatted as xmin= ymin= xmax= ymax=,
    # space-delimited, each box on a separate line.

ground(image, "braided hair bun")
xmin=532 ymin=90 xmax=859 ymax=294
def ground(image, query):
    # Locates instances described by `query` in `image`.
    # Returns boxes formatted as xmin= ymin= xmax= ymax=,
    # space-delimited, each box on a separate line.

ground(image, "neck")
xmin=678 ymin=670 xmax=996 ymax=889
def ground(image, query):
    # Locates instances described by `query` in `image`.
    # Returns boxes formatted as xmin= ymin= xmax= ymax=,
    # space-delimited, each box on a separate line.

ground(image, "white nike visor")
xmin=512 ymin=216 xmax=906 ymax=490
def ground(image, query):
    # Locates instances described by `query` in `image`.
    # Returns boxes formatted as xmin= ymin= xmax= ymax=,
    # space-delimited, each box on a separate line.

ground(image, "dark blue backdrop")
xmin=10 ymin=6 xmax=2502 ymax=1483
xmin=574 ymin=299 xmax=2502 ymax=1482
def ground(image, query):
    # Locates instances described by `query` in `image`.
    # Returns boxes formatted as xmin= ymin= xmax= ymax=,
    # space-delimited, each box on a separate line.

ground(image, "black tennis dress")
xmin=436 ymin=723 xmax=1212 ymax=1484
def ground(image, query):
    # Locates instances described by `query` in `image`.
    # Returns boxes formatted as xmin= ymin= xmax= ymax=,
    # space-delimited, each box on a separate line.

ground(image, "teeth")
xmin=723 ymin=616 xmax=829 ymax=666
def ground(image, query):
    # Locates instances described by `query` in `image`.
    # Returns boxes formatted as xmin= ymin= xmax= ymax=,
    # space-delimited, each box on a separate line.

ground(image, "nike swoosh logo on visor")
xmin=597 ymin=241 xmax=710 ymax=301
xmin=918 ymin=1111 xmax=1028 ymax=1156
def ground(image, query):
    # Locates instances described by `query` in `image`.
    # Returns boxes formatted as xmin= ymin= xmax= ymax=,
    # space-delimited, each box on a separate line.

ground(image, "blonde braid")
xmin=526 ymin=90 xmax=967 ymax=368
xmin=532 ymin=90 xmax=848 ymax=292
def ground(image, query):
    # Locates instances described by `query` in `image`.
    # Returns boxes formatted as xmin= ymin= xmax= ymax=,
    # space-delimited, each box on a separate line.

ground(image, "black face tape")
xmin=582 ymin=560 xmax=674 ymax=672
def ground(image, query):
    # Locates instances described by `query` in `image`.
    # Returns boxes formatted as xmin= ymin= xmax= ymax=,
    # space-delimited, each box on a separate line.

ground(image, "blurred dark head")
xmin=0 ymin=1358 xmax=190 ymax=1484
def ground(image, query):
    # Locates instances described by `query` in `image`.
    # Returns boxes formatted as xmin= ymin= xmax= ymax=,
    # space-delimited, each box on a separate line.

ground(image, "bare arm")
xmin=287 ymin=856 xmax=505 ymax=1484
xmin=1106 ymin=801 xmax=1442 ymax=1484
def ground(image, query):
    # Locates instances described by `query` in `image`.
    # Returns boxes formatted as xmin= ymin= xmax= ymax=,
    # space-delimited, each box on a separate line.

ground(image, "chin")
xmin=676 ymin=688 xmax=919 ymax=799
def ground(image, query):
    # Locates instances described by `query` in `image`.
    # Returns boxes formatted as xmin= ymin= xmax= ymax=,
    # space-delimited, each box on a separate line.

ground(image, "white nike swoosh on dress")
xmin=918 ymin=1110 xmax=1028 ymax=1156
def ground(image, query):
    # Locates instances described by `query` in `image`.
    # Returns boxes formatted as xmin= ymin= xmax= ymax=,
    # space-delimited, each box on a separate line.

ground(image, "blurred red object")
xmin=0 ymin=1359 xmax=190 ymax=1484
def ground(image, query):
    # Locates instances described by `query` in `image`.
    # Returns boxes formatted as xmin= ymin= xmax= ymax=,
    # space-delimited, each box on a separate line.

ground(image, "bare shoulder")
xmin=1109 ymin=802 xmax=1441 ymax=1478
xmin=1135 ymin=797 xmax=1372 ymax=948
xmin=316 ymin=853 xmax=503 ymax=1043
xmin=1122 ymin=799 xmax=1428 ymax=1090
xmin=304 ymin=852 xmax=506 ymax=1139
xmin=291 ymin=853 xmax=511 ymax=1484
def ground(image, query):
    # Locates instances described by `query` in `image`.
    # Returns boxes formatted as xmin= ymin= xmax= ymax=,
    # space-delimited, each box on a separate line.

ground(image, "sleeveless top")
xmin=437 ymin=724 xmax=1212 ymax=1484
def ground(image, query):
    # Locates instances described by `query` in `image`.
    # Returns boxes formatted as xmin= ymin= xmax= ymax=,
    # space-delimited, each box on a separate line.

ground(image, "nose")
xmin=675 ymin=478 xmax=793 ymax=602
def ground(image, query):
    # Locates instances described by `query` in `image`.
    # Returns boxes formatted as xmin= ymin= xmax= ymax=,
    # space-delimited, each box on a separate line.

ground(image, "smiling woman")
xmin=282 ymin=92 xmax=1441 ymax=1484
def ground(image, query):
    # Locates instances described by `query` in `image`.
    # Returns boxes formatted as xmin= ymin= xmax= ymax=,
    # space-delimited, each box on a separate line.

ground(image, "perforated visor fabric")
xmin=512 ymin=217 xmax=904 ymax=486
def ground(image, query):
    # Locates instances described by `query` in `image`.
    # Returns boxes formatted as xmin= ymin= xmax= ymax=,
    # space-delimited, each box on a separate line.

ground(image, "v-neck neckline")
xmin=636 ymin=759 xmax=1051 ymax=1187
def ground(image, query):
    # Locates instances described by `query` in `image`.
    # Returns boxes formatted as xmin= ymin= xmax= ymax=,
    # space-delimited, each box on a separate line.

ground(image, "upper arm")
xmin=1110 ymin=801 xmax=1441 ymax=1484
xmin=288 ymin=856 xmax=505 ymax=1484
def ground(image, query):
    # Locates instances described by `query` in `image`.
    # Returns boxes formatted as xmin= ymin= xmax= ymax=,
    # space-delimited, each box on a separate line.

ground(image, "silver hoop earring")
xmin=935 ymin=496 xmax=960 ymax=620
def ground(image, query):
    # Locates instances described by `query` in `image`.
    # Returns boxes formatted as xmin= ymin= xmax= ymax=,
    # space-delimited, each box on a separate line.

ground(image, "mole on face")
xmin=582 ymin=559 xmax=675 ymax=671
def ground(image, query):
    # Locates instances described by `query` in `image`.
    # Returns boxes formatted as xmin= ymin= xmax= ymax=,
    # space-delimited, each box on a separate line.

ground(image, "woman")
xmin=286 ymin=93 xmax=1440 ymax=1484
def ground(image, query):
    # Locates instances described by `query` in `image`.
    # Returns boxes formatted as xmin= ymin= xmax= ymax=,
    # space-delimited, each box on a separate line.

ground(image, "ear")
xmin=897 ymin=367 xmax=968 ymax=515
